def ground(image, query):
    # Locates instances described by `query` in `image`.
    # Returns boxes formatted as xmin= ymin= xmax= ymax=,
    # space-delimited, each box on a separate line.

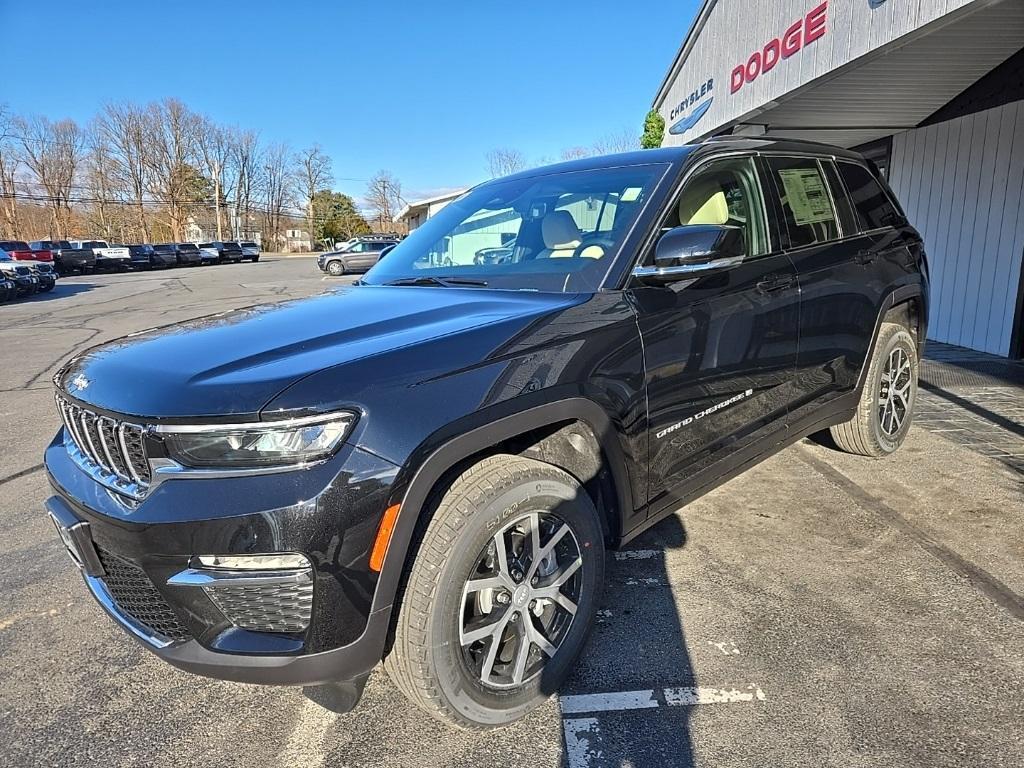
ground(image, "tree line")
xmin=0 ymin=99 xmax=402 ymax=249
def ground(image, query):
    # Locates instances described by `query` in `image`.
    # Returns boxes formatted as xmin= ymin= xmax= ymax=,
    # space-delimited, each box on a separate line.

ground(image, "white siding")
xmin=889 ymin=101 xmax=1024 ymax=356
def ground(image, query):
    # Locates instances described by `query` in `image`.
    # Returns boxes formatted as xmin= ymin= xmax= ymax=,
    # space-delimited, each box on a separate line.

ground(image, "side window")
xmin=837 ymin=161 xmax=902 ymax=231
xmin=765 ymin=156 xmax=839 ymax=248
xmin=653 ymin=155 xmax=768 ymax=263
xmin=820 ymin=160 xmax=858 ymax=236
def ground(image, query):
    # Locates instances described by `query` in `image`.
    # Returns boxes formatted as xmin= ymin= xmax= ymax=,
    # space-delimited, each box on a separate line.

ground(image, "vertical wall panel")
xmin=890 ymin=101 xmax=1024 ymax=356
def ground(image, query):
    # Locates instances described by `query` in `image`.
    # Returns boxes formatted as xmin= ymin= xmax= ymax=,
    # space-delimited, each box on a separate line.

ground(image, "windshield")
xmin=362 ymin=164 xmax=665 ymax=292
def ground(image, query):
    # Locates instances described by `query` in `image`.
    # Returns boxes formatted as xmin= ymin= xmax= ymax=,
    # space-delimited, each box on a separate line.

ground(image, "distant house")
xmin=283 ymin=229 xmax=312 ymax=252
xmin=396 ymin=189 xmax=467 ymax=232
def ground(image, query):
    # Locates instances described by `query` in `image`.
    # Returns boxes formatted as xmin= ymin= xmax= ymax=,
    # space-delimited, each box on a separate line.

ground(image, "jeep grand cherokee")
xmin=44 ymin=137 xmax=927 ymax=729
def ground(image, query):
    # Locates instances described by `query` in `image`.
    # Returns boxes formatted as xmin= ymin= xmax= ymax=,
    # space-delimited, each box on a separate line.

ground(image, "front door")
xmin=630 ymin=155 xmax=801 ymax=513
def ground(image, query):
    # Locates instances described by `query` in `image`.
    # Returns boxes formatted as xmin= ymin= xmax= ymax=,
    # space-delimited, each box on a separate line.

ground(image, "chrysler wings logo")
xmin=669 ymin=97 xmax=714 ymax=136
xmin=71 ymin=373 xmax=90 ymax=390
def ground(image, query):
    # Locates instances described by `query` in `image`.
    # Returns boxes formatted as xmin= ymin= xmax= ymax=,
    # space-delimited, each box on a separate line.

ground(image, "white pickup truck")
xmin=71 ymin=240 xmax=131 ymax=271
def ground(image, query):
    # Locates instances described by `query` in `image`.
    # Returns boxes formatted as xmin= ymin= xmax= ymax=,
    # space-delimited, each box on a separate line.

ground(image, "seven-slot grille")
xmin=56 ymin=394 xmax=152 ymax=487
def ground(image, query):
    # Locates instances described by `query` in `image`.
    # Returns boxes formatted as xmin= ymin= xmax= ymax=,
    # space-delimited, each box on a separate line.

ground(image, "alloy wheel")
xmin=878 ymin=346 xmax=912 ymax=437
xmin=459 ymin=511 xmax=583 ymax=690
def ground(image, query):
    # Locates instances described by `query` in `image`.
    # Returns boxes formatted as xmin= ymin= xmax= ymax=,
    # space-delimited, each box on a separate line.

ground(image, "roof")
xmin=652 ymin=0 xmax=717 ymax=110
xmin=396 ymin=188 xmax=469 ymax=223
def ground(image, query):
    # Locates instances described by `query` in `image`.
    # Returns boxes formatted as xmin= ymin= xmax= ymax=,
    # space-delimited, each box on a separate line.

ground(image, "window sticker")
xmin=777 ymin=168 xmax=834 ymax=225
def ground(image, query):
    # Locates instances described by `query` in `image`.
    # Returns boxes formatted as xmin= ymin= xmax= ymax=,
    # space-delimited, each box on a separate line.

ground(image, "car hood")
xmin=59 ymin=286 xmax=582 ymax=420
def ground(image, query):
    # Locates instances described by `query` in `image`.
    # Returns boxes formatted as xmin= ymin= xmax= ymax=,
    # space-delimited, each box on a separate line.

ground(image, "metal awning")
xmin=724 ymin=0 xmax=1024 ymax=147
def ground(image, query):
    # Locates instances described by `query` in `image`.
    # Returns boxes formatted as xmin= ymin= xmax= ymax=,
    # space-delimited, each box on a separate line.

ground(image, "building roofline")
xmin=652 ymin=0 xmax=718 ymax=110
xmin=396 ymin=188 xmax=469 ymax=222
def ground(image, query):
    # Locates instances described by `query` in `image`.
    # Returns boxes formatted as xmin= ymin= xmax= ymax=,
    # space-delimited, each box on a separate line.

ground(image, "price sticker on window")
xmin=777 ymin=168 xmax=834 ymax=225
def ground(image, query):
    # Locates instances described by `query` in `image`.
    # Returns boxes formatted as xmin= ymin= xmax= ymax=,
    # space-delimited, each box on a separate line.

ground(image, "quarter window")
xmin=837 ymin=161 xmax=902 ymax=231
xmin=765 ymin=157 xmax=839 ymax=248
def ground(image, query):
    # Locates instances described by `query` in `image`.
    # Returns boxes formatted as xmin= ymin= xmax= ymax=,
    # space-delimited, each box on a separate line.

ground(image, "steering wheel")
xmin=571 ymin=236 xmax=616 ymax=260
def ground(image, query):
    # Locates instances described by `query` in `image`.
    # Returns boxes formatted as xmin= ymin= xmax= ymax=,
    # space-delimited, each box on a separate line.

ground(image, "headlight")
xmin=159 ymin=411 xmax=356 ymax=468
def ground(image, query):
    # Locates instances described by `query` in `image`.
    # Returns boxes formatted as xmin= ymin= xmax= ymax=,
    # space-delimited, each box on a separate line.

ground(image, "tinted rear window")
xmin=178 ymin=243 xmax=199 ymax=252
xmin=0 ymin=241 xmax=30 ymax=250
xmin=837 ymin=161 xmax=902 ymax=231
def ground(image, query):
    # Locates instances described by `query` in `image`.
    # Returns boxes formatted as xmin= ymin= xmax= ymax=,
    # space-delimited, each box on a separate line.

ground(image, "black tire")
xmin=830 ymin=321 xmax=918 ymax=457
xmin=251 ymin=255 xmax=260 ymax=263
xmin=384 ymin=454 xmax=604 ymax=730
xmin=326 ymin=260 xmax=345 ymax=276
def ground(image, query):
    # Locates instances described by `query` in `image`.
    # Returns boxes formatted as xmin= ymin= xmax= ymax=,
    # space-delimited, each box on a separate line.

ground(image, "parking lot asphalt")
xmin=1 ymin=259 xmax=1021 ymax=768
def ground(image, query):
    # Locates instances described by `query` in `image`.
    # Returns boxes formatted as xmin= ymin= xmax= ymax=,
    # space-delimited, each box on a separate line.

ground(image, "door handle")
xmin=756 ymin=274 xmax=794 ymax=293
xmin=855 ymin=249 xmax=877 ymax=265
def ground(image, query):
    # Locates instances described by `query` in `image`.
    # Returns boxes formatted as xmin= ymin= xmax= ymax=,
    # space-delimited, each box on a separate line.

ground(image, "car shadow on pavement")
xmin=554 ymin=511 xmax=697 ymax=767
xmin=19 ymin=283 xmax=99 ymax=302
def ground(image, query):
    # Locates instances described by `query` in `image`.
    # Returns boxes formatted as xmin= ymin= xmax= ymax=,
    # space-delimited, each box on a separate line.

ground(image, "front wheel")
xmin=384 ymin=454 xmax=604 ymax=730
xmin=326 ymin=260 xmax=345 ymax=276
xmin=830 ymin=321 xmax=919 ymax=457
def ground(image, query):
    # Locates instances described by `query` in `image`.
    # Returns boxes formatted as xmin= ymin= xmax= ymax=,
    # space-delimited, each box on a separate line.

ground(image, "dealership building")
xmin=654 ymin=0 xmax=1024 ymax=357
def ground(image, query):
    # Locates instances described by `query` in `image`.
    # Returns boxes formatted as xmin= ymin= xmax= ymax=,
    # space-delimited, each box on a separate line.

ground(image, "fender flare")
xmin=369 ymin=397 xmax=636 ymax=614
xmin=856 ymin=283 xmax=926 ymax=393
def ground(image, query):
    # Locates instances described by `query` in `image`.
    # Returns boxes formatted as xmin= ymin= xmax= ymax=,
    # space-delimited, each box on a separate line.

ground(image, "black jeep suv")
xmin=44 ymin=138 xmax=927 ymax=729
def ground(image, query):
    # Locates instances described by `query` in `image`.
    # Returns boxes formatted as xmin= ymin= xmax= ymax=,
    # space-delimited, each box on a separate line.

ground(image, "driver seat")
xmin=537 ymin=211 xmax=582 ymax=259
xmin=678 ymin=177 xmax=729 ymax=225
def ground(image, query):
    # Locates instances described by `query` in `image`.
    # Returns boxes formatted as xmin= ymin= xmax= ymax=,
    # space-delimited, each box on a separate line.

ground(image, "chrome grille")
xmin=56 ymin=394 xmax=151 ymax=495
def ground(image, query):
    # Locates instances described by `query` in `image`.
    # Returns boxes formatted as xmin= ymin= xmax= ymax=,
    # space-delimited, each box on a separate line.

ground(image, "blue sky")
xmin=2 ymin=0 xmax=697 ymax=203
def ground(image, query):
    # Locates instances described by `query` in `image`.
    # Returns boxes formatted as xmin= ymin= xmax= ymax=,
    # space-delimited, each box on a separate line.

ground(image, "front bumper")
xmin=44 ymin=430 xmax=399 ymax=687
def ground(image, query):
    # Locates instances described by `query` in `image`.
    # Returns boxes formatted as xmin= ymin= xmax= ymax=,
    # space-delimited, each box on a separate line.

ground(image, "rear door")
xmin=631 ymin=154 xmax=800 ymax=513
xmin=761 ymin=155 xmax=904 ymax=420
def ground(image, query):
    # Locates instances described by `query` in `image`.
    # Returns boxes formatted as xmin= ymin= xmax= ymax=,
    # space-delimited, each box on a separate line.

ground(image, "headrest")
xmin=678 ymin=178 xmax=729 ymax=225
xmin=542 ymin=211 xmax=582 ymax=250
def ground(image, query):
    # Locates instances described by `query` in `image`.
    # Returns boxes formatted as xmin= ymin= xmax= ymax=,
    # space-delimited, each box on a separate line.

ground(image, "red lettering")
xmin=781 ymin=20 xmax=803 ymax=57
xmin=762 ymin=38 xmax=781 ymax=73
xmin=730 ymin=64 xmax=746 ymax=93
xmin=804 ymin=1 xmax=828 ymax=44
xmin=745 ymin=51 xmax=762 ymax=83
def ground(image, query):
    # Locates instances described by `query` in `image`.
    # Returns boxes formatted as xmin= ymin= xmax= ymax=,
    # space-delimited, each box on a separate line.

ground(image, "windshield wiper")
xmin=383 ymin=276 xmax=489 ymax=288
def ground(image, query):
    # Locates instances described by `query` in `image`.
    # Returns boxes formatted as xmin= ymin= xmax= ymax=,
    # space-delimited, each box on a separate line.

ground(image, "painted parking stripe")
xmin=561 ymin=685 xmax=765 ymax=768
xmin=560 ymin=684 xmax=765 ymax=714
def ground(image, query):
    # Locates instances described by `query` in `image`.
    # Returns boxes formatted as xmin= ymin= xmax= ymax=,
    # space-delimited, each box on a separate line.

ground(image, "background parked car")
xmin=125 ymin=244 xmax=160 ymax=270
xmin=240 ymin=240 xmax=260 ymax=262
xmin=71 ymin=240 xmax=130 ymax=271
xmin=195 ymin=243 xmax=219 ymax=265
xmin=31 ymin=240 xmax=95 ymax=273
xmin=171 ymin=242 xmax=202 ymax=266
xmin=0 ymin=273 xmax=15 ymax=302
xmin=149 ymin=243 xmax=179 ymax=267
xmin=0 ymin=240 xmax=52 ymax=263
xmin=0 ymin=250 xmax=40 ymax=296
xmin=317 ymin=236 xmax=398 ymax=275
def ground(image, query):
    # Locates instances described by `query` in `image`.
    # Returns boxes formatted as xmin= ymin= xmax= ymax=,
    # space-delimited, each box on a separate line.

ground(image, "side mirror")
xmin=633 ymin=224 xmax=745 ymax=285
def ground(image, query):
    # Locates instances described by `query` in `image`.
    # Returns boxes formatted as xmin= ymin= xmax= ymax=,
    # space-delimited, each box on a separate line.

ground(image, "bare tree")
xmin=592 ymin=128 xmax=639 ymax=156
xmin=197 ymin=116 xmax=232 ymax=240
xmin=560 ymin=146 xmax=592 ymax=161
xmin=485 ymin=147 xmax=526 ymax=178
xmin=84 ymin=120 xmax=119 ymax=239
xmin=145 ymin=98 xmax=201 ymax=241
xmin=258 ymin=141 xmax=293 ymax=250
xmin=97 ymin=101 xmax=152 ymax=242
xmin=16 ymin=115 xmax=84 ymax=237
xmin=0 ymin=105 xmax=21 ymax=238
xmin=365 ymin=170 xmax=402 ymax=231
xmin=228 ymin=128 xmax=260 ymax=240
xmin=295 ymin=145 xmax=332 ymax=244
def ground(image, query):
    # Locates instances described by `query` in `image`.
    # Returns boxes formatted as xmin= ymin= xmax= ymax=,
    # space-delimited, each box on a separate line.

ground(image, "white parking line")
xmin=613 ymin=549 xmax=661 ymax=560
xmin=560 ymin=684 xmax=765 ymax=714
xmin=278 ymin=698 xmax=338 ymax=768
xmin=561 ymin=685 xmax=766 ymax=768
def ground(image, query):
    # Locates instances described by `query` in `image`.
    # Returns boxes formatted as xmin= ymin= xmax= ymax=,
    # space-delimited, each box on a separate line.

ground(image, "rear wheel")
xmin=830 ymin=321 xmax=918 ymax=457
xmin=384 ymin=454 xmax=604 ymax=730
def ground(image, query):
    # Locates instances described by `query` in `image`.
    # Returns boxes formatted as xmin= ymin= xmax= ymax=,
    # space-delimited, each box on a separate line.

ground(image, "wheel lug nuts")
xmin=511 ymin=569 xmax=523 ymax=582
xmin=495 ymin=591 xmax=510 ymax=605
xmin=530 ymin=576 xmax=538 ymax=586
